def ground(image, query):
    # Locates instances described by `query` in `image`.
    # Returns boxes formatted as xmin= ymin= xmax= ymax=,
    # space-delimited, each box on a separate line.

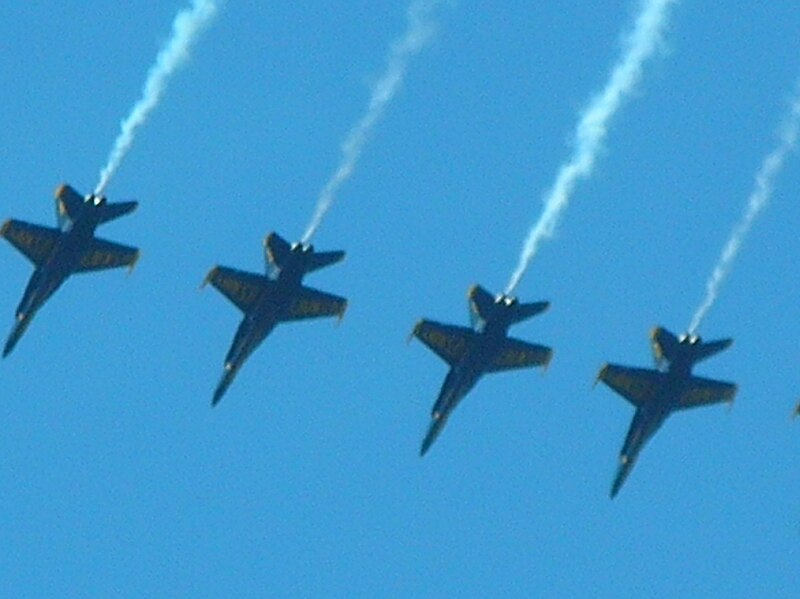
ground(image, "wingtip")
xmin=128 ymin=250 xmax=141 ymax=275
xmin=0 ymin=219 xmax=10 ymax=238
xmin=542 ymin=349 xmax=555 ymax=373
xmin=336 ymin=301 xmax=349 ymax=325
xmin=593 ymin=363 xmax=609 ymax=389
xmin=201 ymin=266 xmax=218 ymax=289
xmin=407 ymin=320 xmax=423 ymax=344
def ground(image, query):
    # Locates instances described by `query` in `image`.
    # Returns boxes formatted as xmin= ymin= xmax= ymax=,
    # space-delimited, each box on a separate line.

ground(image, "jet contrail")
xmin=94 ymin=0 xmax=218 ymax=197
xmin=301 ymin=0 xmax=443 ymax=244
xmin=687 ymin=85 xmax=800 ymax=336
xmin=505 ymin=0 xmax=677 ymax=295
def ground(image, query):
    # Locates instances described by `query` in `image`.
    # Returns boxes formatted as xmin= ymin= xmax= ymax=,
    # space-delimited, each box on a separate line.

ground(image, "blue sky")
xmin=1 ymin=2 xmax=799 ymax=597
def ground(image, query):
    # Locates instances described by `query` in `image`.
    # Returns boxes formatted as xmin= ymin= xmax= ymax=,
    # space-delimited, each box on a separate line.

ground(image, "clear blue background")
xmin=1 ymin=2 xmax=798 ymax=597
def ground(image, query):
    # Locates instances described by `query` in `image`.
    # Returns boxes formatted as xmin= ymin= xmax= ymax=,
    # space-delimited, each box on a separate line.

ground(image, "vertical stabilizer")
xmin=264 ymin=232 xmax=292 ymax=272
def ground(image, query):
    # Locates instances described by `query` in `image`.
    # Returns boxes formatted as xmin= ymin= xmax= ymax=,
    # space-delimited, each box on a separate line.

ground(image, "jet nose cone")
xmin=420 ymin=414 xmax=447 ymax=457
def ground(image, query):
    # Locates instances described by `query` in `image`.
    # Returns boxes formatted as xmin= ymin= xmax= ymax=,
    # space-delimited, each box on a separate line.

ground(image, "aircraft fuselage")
xmin=222 ymin=258 xmax=307 ymax=374
xmin=433 ymin=323 xmax=510 ymax=419
xmin=612 ymin=366 xmax=697 ymax=497
xmin=15 ymin=210 xmax=100 ymax=320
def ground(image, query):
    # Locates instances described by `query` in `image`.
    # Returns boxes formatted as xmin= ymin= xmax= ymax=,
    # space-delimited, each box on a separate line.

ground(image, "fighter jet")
xmin=203 ymin=232 xmax=347 ymax=406
xmin=1 ymin=184 xmax=139 ymax=357
xmin=411 ymin=284 xmax=553 ymax=456
xmin=596 ymin=326 xmax=737 ymax=498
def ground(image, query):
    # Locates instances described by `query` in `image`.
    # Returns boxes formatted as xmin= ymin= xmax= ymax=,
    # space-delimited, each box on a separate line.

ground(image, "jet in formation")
xmin=204 ymin=232 xmax=347 ymax=406
xmin=1 ymin=184 xmax=139 ymax=357
xmin=596 ymin=326 xmax=737 ymax=498
xmin=411 ymin=284 xmax=553 ymax=456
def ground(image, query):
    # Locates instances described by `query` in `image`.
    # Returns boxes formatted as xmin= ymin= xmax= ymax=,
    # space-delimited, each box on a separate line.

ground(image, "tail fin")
xmin=264 ymin=232 xmax=292 ymax=271
xmin=468 ymin=284 xmax=549 ymax=326
xmin=55 ymin=184 xmax=84 ymax=228
xmin=650 ymin=327 xmax=680 ymax=364
xmin=651 ymin=326 xmax=733 ymax=366
xmin=264 ymin=231 xmax=345 ymax=274
xmin=468 ymin=285 xmax=495 ymax=322
xmin=97 ymin=200 xmax=138 ymax=224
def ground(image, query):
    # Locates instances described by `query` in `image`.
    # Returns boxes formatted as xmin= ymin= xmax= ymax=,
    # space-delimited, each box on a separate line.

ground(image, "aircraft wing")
xmin=0 ymin=219 xmax=60 ymax=266
xmin=204 ymin=266 xmax=269 ymax=313
xmin=282 ymin=285 xmax=347 ymax=322
xmin=411 ymin=320 xmax=474 ymax=366
xmin=487 ymin=337 xmax=553 ymax=372
xmin=596 ymin=364 xmax=666 ymax=408
xmin=76 ymin=237 xmax=140 ymax=273
xmin=678 ymin=375 xmax=737 ymax=410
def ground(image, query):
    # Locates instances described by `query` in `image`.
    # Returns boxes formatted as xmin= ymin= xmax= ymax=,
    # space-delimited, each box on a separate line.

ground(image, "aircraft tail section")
xmin=651 ymin=326 xmax=732 ymax=366
xmin=264 ymin=232 xmax=292 ymax=271
xmin=509 ymin=299 xmax=550 ymax=325
xmin=468 ymin=284 xmax=495 ymax=321
xmin=691 ymin=338 xmax=733 ymax=364
xmin=97 ymin=200 xmax=138 ymax=224
xmin=304 ymin=250 xmax=345 ymax=274
xmin=264 ymin=231 xmax=345 ymax=275
xmin=55 ymin=184 xmax=84 ymax=227
xmin=468 ymin=284 xmax=549 ymax=326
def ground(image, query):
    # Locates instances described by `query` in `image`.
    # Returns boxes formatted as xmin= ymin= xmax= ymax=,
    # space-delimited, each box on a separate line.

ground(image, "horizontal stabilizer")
xmin=596 ymin=364 xmax=666 ymax=408
xmin=75 ymin=237 xmax=140 ymax=273
xmin=510 ymin=300 xmax=550 ymax=325
xmin=1 ymin=219 xmax=61 ymax=266
xmin=281 ymin=285 xmax=347 ymax=322
xmin=412 ymin=320 xmax=475 ymax=366
xmin=204 ymin=265 xmax=270 ymax=313
xmin=98 ymin=200 xmax=138 ymax=224
xmin=305 ymin=250 xmax=345 ymax=273
xmin=487 ymin=337 xmax=553 ymax=372
xmin=691 ymin=337 xmax=733 ymax=363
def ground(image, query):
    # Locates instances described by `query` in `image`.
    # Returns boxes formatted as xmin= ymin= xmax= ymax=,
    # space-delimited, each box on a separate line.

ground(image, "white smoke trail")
xmin=301 ymin=0 xmax=442 ymax=244
xmin=687 ymin=85 xmax=800 ymax=335
xmin=505 ymin=0 xmax=677 ymax=295
xmin=94 ymin=0 xmax=218 ymax=197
